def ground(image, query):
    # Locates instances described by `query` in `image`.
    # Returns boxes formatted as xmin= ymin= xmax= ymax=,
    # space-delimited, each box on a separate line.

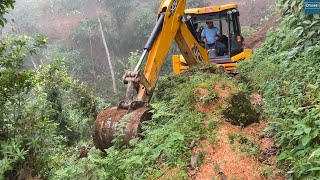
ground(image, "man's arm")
xmin=215 ymin=28 xmax=221 ymax=40
xmin=201 ymin=28 xmax=206 ymax=42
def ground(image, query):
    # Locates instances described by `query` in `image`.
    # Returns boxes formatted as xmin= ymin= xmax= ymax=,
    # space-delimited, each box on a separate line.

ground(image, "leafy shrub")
xmin=0 ymin=35 xmax=98 ymax=178
xmin=238 ymin=0 xmax=320 ymax=178
xmin=51 ymin=72 xmax=228 ymax=179
xmin=0 ymin=0 xmax=15 ymax=26
xmin=229 ymin=133 xmax=261 ymax=157
xmin=223 ymin=91 xmax=260 ymax=127
xmin=241 ymin=26 xmax=257 ymax=38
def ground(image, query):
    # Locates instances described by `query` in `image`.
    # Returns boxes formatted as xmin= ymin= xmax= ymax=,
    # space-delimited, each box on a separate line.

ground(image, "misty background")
xmin=1 ymin=0 xmax=274 ymax=103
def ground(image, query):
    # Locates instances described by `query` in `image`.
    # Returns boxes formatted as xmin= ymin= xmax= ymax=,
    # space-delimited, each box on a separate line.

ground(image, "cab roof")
xmin=185 ymin=4 xmax=238 ymax=14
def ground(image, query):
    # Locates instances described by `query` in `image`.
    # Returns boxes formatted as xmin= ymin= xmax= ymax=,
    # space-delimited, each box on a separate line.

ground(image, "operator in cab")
xmin=201 ymin=21 xmax=226 ymax=56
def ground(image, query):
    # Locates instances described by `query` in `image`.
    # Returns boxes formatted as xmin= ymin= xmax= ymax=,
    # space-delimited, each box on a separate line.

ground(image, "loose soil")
xmin=188 ymin=12 xmax=284 ymax=179
xmin=244 ymin=14 xmax=283 ymax=49
xmin=32 ymin=0 xmax=276 ymax=58
xmin=189 ymin=84 xmax=283 ymax=180
xmin=37 ymin=1 xmax=110 ymax=42
xmin=209 ymin=0 xmax=275 ymax=29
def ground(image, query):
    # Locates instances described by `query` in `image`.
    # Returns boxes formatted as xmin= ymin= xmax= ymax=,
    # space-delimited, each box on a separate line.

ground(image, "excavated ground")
xmin=36 ymin=1 xmax=281 ymax=179
xmin=244 ymin=13 xmax=282 ymax=49
xmin=188 ymin=84 xmax=283 ymax=180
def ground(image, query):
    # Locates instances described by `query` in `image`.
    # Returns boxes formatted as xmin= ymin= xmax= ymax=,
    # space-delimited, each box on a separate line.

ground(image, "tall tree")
xmin=97 ymin=16 xmax=117 ymax=93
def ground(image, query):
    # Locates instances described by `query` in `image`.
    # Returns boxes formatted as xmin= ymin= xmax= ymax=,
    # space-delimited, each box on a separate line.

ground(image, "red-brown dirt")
xmin=210 ymin=0 xmax=275 ymax=28
xmin=34 ymin=0 xmax=275 ymax=47
xmin=189 ymin=85 xmax=283 ymax=180
xmin=191 ymin=123 xmax=262 ymax=180
xmin=37 ymin=2 xmax=110 ymax=42
xmin=244 ymin=14 xmax=283 ymax=49
xmin=26 ymin=0 xmax=277 ymax=69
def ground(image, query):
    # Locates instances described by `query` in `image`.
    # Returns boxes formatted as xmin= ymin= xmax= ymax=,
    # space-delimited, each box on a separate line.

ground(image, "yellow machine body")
xmin=172 ymin=3 xmax=253 ymax=74
xmin=172 ymin=49 xmax=253 ymax=74
xmin=184 ymin=4 xmax=238 ymax=14
xmin=93 ymin=0 xmax=253 ymax=151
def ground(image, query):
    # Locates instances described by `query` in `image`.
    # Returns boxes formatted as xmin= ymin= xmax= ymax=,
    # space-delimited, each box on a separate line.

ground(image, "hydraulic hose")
xmin=135 ymin=13 xmax=165 ymax=71
xmin=144 ymin=13 xmax=165 ymax=51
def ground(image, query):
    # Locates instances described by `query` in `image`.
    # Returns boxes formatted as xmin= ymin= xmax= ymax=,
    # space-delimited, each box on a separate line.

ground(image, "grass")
xmin=237 ymin=1 xmax=320 ymax=177
xmin=51 ymin=70 xmax=229 ymax=179
xmin=228 ymin=133 xmax=261 ymax=157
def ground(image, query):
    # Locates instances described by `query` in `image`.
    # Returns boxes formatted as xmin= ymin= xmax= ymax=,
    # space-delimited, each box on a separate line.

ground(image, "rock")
xmin=78 ymin=146 xmax=88 ymax=159
xmin=190 ymin=153 xmax=200 ymax=169
xmin=218 ymin=171 xmax=227 ymax=180
xmin=189 ymin=140 xmax=196 ymax=148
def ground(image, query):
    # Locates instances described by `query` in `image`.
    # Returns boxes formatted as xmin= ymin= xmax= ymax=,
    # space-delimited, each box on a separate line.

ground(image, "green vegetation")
xmin=50 ymin=72 xmax=221 ymax=179
xmin=48 ymin=0 xmax=90 ymax=12
xmin=223 ymin=91 xmax=260 ymax=127
xmin=0 ymin=48 xmax=224 ymax=178
xmin=1 ymin=0 xmax=215 ymax=105
xmin=241 ymin=26 xmax=257 ymax=38
xmin=239 ymin=0 xmax=320 ymax=178
xmin=0 ymin=0 xmax=15 ymax=26
xmin=229 ymin=133 xmax=261 ymax=157
xmin=0 ymin=35 xmax=98 ymax=179
xmin=2 ymin=0 xmax=320 ymax=179
xmin=200 ymin=85 xmax=219 ymax=104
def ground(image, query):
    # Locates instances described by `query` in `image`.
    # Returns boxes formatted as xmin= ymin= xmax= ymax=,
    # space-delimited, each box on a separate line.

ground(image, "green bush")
xmin=51 ymin=72 xmax=228 ymax=179
xmin=238 ymin=0 xmax=320 ymax=178
xmin=241 ymin=26 xmax=257 ymax=38
xmin=0 ymin=35 xmax=98 ymax=178
xmin=223 ymin=91 xmax=260 ymax=127
xmin=0 ymin=0 xmax=15 ymax=26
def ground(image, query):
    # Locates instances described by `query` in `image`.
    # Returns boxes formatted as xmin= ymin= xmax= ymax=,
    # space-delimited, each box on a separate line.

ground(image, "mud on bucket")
xmin=93 ymin=106 xmax=152 ymax=151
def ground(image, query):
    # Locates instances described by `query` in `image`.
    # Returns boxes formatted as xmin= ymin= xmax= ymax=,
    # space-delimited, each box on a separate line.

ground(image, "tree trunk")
xmin=97 ymin=16 xmax=117 ymax=93
xmin=89 ymin=36 xmax=97 ymax=91
xmin=30 ymin=56 xmax=37 ymax=68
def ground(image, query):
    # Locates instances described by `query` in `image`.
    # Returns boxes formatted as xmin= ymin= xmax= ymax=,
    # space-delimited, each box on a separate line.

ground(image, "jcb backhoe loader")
xmin=93 ymin=0 xmax=253 ymax=151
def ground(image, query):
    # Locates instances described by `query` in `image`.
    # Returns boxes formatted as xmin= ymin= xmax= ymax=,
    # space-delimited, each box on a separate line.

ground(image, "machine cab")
xmin=172 ymin=4 xmax=252 ymax=73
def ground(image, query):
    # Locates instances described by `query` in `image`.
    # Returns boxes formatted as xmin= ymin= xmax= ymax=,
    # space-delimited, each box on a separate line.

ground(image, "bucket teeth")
xmin=93 ymin=106 xmax=152 ymax=151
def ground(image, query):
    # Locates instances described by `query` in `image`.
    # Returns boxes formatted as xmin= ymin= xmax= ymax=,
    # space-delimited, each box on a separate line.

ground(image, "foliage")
xmin=223 ymin=91 xmax=260 ymax=127
xmin=48 ymin=0 xmax=90 ymax=12
xmin=43 ymin=42 xmax=83 ymax=77
xmin=241 ymin=26 xmax=257 ymax=38
xmin=200 ymin=85 xmax=218 ymax=104
xmin=50 ymin=72 xmax=230 ymax=179
xmin=71 ymin=19 xmax=98 ymax=47
xmin=127 ymin=50 xmax=141 ymax=70
xmin=0 ymin=35 xmax=98 ymax=178
xmin=2 ymin=0 xmax=222 ymax=104
xmin=6 ymin=0 xmax=42 ymax=36
xmin=42 ymin=41 xmax=125 ymax=105
xmin=5 ymin=0 xmax=315 ymax=179
xmin=102 ymin=0 xmax=137 ymax=25
xmin=229 ymin=133 xmax=261 ymax=157
xmin=238 ymin=0 xmax=320 ymax=178
xmin=0 ymin=0 xmax=15 ymax=26
xmin=0 ymin=35 xmax=47 ymax=120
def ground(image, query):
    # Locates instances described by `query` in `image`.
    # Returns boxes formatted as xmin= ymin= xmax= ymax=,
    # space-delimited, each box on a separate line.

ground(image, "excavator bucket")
xmin=92 ymin=0 xmax=252 ymax=152
xmin=93 ymin=106 xmax=152 ymax=151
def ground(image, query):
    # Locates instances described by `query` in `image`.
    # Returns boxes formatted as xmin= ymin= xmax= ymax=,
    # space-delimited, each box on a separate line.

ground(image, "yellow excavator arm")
xmin=93 ymin=0 xmax=252 ymax=151
xmin=123 ymin=0 xmax=208 ymax=106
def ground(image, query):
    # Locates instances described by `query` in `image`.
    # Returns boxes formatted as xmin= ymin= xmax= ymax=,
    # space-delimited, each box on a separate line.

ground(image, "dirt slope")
xmin=37 ymin=2 xmax=110 ymax=42
xmin=244 ymin=14 xmax=282 ymax=49
xmin=209 ymin=0 xmax=275 ymax=28
xmin=188 ymin=85 xmax=283 ymax=180
xmin=34 ymin=0 xmax=274 ymax=44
